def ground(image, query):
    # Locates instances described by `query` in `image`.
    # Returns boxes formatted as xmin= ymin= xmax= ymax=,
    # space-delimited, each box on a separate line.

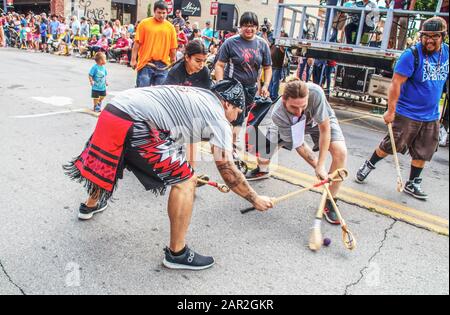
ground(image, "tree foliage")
xmin=414 ymin=0 xmax=439 ymax=12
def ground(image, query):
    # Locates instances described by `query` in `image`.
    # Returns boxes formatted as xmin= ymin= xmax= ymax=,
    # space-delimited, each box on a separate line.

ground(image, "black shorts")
xmin=124 ymin=121 xmax=194 ymax=191
xmin=92 ymin=90 xmax=106 ymax=99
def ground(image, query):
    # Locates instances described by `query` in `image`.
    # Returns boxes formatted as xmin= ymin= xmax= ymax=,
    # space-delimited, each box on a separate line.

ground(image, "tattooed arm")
xmin=211 ymin=145 xmax=273 ymax=211
xmin=296 ymin=142 xmax=318 ymax=168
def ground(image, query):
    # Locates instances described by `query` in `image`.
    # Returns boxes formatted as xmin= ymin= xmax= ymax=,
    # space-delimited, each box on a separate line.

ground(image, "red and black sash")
xmin=64 ymin=105 xmax=134 ymax=202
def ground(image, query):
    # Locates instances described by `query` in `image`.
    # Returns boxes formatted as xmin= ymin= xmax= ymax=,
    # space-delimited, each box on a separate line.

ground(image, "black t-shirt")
xmin=164 ymin=60 xmax=212 ymax=90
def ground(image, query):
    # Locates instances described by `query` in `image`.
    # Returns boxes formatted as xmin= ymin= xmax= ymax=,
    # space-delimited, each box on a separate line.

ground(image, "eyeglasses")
xmin=421 ymin=33 xmax=442 ymax=41
xmin=241 ymin=25 xmax=257 ymax=29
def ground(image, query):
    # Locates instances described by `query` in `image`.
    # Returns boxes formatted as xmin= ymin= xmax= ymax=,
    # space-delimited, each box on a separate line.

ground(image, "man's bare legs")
xmin=328 ymin=141 xmax=348 ymax=197
xmin=296 ymin=140 xmax=347 ymax=196
xmin=168 ymin=176 xmax=197 ymax=253
xmin=85 ymin=176 xmax=197 ymax=252
xmin=86 ymin=193 xmax=99 ymax=207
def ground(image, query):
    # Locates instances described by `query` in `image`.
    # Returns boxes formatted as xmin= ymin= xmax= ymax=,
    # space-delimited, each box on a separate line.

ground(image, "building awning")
xmin=112 ymin=0 xmax=137 ymax=5
xmin=8 ymin=0 xmax=50 ymax=4
xmin=181 ymin=0 xmax=201 ymax=17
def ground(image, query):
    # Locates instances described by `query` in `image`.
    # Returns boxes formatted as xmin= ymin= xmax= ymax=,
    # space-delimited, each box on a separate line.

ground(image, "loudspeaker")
xmin=335 ymin=64 xmax=376 ymax=93
xmin=216 ymin=3 xmax=235 ymax=31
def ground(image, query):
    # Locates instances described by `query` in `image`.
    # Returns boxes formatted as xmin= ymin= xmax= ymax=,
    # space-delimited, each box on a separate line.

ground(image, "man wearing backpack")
xmin=356 ymin=17 xmax=449 ymax=201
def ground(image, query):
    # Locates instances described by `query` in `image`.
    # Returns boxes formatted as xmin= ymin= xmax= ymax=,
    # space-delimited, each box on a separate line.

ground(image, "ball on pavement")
xmin=323 ymin=238 xmax=331 ymax=247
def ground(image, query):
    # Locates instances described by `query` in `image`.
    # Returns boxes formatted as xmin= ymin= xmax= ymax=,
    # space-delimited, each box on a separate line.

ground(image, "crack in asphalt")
xmin=0 ymin=259 xmax=26 ymax=295
xmin=269 ymin=175 xmax=400 ymax=295
xmin=344 ymin=220 xmax=397 ymax=295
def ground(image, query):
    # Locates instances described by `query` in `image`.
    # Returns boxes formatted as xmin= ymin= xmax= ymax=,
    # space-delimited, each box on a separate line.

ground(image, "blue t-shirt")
xmin=395 ymin=43 xmax=449 ymax=122
xmin=202 ymin=28 xmax=216 ymax=49
xmin=40 ymin=23 xmax=48 ymax=37
xmin=50 ymin=21 xmax=60 ymax=35
xmin=89 ymin=64 xmax=107 ymax=92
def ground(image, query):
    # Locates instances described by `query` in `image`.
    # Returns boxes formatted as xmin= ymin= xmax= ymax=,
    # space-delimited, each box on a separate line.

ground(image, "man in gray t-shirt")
xmin=267 ymin=83 xmax=344 ymax=150
xmin=246 ymin=80 xmax=347 ymax=225
xmin=65 ymin=81 xmax=273 ymax=271
xmin=110 ymin=86 xmax=234 ymax=150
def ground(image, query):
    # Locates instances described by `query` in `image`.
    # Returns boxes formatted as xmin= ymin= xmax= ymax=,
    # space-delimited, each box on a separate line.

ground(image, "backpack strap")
xmin=408 ymin=45 xmax=420 ymax=80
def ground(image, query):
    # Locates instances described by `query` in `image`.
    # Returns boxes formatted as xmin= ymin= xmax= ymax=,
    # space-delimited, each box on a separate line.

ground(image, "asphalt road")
xmin=0 ymin=48 xmax=448 ymax=295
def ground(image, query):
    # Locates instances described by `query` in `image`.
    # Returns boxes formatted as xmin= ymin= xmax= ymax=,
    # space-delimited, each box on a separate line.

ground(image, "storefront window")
xmin=112 ymin=0 xmax=136 ymax=24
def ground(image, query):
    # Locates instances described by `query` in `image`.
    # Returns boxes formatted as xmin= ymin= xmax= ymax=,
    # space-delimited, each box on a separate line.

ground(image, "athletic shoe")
xmin=78 ymin=201 xmax=108 ymax=220
xmin=232 ymin=147 xmax=248 ymax=175
xmin=245 ymin=167 xmax=270 ymax=181
xmin=404 ymin=178 xmax=428 ymax=200
xmin=163 ymin=246 xmax=215 ymax=271
xmin=356 ymin=160 xmax=376 ymax=183
xmin=323 ymin=199 xmax=340 ymax=225
xmin=94 ymin=105 xmax=102 ymax=112
xmin=312 ymin=143 xmax=319 ymax=152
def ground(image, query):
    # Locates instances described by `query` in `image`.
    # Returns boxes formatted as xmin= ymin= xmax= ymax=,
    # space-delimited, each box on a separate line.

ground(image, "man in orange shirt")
xmin=131 ymin=1 xmax=178 ymax=87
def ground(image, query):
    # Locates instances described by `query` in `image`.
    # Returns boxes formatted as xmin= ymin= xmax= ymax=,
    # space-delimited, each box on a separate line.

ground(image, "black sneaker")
xmin=245 ymin=167 xmax=270 ymax=181
xmin=323 ymin=199 xmax=340 ymax=225
xmin=404 ymin=178 xmax=428 ymax=200
xmin=312 ymin=143 xmax=319 ymax=152
xmin=356 ymin=160 xmax=376 ymax=183
xmin=78 ymin=201 xmax=108 ymax=220
xmin=163 ymin=246 xmax=215 ymax=271
xmin=232 ymin=148 xmax=248 ymax=175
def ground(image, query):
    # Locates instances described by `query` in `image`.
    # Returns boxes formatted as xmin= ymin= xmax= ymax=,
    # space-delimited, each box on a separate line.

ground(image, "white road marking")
xmin=31 ymin=96 xmax=73 ymax=107
xmin=12 ymin=108 xmax=94 ymax=118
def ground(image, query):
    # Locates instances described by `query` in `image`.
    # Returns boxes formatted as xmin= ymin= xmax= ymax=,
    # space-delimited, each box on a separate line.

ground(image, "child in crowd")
xmin=176 ymin=44 xmax=185 ymax=61
xmin=89 ymin=52 xmax=108 ymax=113
xmin=26 ymin=23 xmax=33 ymax=49
xmin=19 ymin=23 xmax=28 ymax=49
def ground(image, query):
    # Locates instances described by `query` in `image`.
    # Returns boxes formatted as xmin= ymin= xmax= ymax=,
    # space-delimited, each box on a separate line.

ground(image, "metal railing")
xmin=274 ymin=0 xmax=448 ymax=57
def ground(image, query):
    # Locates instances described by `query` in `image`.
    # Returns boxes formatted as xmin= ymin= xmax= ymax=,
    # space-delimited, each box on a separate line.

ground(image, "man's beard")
xmin=422 ymin=41 xmax=440 ymax=55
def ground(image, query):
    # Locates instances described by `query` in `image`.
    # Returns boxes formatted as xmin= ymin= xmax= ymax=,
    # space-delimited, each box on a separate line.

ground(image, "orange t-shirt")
xmin=135 ymin=17 xmax=178 ymax=72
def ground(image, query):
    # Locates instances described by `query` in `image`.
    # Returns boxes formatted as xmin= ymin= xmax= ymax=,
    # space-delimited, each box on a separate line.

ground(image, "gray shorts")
xmin=256 ymin=117 xmax=345 ymax=159
xmin=281 ymin=117 xmax=345 ymax=150
xmin=306 ymin=118 xmax=345 ymax=147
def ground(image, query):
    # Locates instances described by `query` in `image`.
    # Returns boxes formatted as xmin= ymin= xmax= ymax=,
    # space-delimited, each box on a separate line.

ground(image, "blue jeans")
xmin=324 ymin=65 xmax=335 ymax=94
xmin=298 ymin=60 xmax=312 ymax=82
xmin=136 ymin=61 xmax=169 ymax=88
xmin=324 ymin=0 xmax=338 ymax=42
xmin=313 ymin=62 xmax=325 ymax=85
xmin=232 ymin=84 xmax=257 ymax=126
xmin=269 ymin=68 xmax=283 ymax=101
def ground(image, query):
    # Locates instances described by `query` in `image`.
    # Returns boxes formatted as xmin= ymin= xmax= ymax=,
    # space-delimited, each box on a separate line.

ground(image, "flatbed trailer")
xmin=274 ymin=0 xmax=447 ymax=71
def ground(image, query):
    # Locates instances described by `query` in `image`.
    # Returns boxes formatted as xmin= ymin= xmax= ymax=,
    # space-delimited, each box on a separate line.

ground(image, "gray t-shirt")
xmin=267 ymin=83 xmax=341 ymax=149
xmin=110 ymin=86 xmax=233 ymax=151
xmin=218 ymin=35 xmax=272 ymax=86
